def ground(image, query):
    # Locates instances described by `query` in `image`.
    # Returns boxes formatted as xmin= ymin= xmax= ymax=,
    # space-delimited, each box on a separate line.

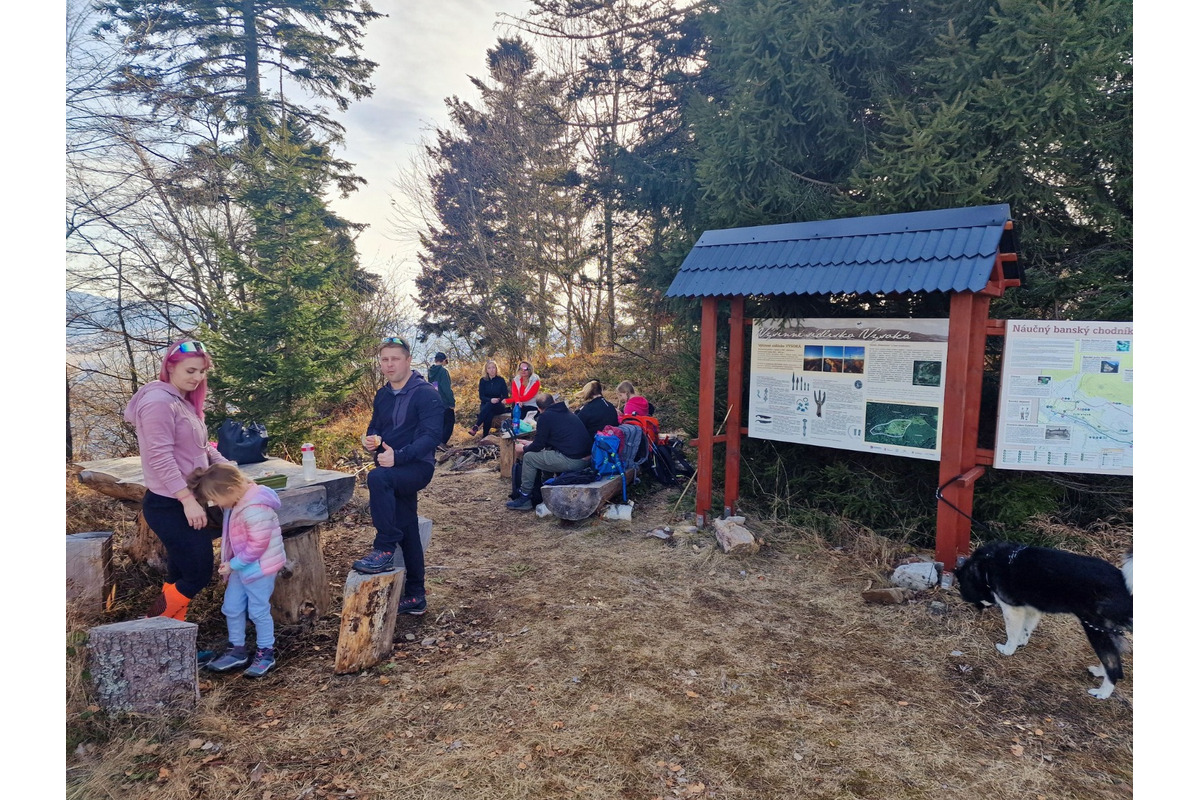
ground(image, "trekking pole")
xmin=670 ymin=406 xmax=732 ymax=522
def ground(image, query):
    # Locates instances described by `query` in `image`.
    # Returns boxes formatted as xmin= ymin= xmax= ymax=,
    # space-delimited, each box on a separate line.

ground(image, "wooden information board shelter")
xmin=664 ymin=205 xmax=1020 ymax=569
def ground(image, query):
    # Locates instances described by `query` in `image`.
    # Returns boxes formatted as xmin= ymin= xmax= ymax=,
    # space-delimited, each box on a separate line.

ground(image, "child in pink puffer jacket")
xmin=187 ymin=463 xmax=285 ymax=677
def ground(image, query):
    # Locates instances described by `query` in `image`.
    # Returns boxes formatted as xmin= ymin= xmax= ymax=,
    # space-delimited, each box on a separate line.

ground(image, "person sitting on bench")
xmin=574 ymin=379 xmax=619 ymax=438
xmin=506 ymin=392 xmax=592 ymax=511
xmin=468 ymin=359 xmax=510 ymax=437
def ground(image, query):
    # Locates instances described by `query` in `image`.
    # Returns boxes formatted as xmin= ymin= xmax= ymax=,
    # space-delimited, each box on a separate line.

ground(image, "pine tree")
xmin=415 ymin=38 xmax=576 ymax=358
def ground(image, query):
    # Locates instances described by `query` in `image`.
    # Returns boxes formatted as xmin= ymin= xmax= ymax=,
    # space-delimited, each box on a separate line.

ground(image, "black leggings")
xmin=141 ymin=490 xmax=215 ymax=598
xmin=473 ymin=401 xmax=509 ymax=433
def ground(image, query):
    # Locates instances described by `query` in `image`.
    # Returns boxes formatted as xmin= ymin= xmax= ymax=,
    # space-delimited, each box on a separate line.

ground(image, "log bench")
xmin=540 ymin=468 xmax=636 ymax=521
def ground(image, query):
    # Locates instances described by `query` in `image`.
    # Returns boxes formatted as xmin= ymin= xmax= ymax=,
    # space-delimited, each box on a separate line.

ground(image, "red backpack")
xmin=618 ymin=413 xmax=660 ymax=445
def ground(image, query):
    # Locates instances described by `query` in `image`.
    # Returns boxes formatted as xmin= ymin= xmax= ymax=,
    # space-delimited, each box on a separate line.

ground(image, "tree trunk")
xmin=270 ymin=525 xmax=329 ymax=628
xmin=67 ymin=531 xmax=114 ymax=616
xmin=88 ymin=617 xmax=199 ymax=713
xmin=334 ymin=568 xmax=406 ymax=674
xmin=131 ymin=511 xmax=169 ymax=573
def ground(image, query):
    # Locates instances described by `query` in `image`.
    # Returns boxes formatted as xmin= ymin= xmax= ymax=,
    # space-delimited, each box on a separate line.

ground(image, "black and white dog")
xmin=956 ymin=542 xmax=1133 ymax=699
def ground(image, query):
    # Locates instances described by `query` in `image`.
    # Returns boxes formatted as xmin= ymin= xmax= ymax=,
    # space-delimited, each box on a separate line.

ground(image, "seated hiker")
xmin=507 ymin=392 xmax=592 ymax=511
xmin=616 ymin=380 xmax=656 ymax=416
xmin=573 ymin=379 xmax=619 ymax=438
xmin=469 ymin=359 xmax=510 ymax=437
xmin=510 ymin=360 xmax=541 ymax=423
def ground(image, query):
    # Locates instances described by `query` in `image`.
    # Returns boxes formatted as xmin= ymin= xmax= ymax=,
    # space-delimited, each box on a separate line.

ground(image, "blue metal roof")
xmin=665 ymin=204 xmax=1012 ymax=298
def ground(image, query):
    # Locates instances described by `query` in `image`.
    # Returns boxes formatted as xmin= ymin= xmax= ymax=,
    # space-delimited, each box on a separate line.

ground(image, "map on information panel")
xmin=993 ymin=321 xmax=1132 ymax=475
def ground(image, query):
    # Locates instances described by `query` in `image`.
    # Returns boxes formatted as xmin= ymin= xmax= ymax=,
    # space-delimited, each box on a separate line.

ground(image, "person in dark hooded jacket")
xmin=353 ymin=337 xmax=444 ymax=616
xmin=506 ymin=392 xmax=593 ymax=511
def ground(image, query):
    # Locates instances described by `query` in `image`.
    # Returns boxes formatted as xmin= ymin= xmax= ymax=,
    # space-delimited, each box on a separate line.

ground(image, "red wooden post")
xmin=936 ymin=290 xmax=992 ymax=570
xmin=724 ymin=295 xmax=745 ymax=515
xmin=696 ymin=296 xmax=718 ymax=525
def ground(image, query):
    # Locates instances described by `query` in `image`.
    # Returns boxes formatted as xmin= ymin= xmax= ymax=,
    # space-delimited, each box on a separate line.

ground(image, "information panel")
xmin=748 ymin=319 xmax=949 ymax=460
xmin=993 ymin=321 xmax=1133 ymax=475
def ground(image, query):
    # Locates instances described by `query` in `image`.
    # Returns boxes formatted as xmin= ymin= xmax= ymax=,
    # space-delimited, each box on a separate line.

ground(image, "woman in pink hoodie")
xmin=123 ymin=340 xmax=228 ymax=621
xmin=188 ymin=463 xmax=285 ymax=677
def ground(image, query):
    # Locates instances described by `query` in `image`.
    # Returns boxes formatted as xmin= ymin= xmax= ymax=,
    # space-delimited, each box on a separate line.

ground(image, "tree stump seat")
xmin=333 ymin=517 xmax=432 ymax=673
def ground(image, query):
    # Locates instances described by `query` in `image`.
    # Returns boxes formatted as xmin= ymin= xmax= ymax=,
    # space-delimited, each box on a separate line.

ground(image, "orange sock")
xmin=161 ymin=582 xmax=191 ymax=621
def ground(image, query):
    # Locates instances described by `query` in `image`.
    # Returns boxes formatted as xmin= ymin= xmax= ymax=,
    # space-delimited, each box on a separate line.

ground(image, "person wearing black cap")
xmin=427 ymin=352 xmax=456 ymax=446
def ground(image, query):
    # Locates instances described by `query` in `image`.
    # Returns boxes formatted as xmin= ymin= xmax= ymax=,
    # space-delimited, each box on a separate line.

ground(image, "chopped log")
xmin=712 ymin=517 xmax=760 ymax=555
xmin=88 ymin=617 xmax=199 ymax=713
xmin=333 ymin=517 xmax=432 ymax=673
xmin=393 ymin=517 xmax=433 ymax=571
xmin=130 ymin=511 xmax=169 ymax=572
xmin=271 ymin=525 xmax=329 ymax=627
xmin=67 ymin=531 xmax=114 ymax=615
xmin=541 ymin=469 xmax=636 ymax=522
xmin=334 ymin=568 xmax=406 ymax=674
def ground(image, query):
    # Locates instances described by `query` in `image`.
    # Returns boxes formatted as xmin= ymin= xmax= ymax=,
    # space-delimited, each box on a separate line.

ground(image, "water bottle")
xmin=512 ymin=403 xmax=521 ymax=425
xmin=301 ymin=442 xmax=317 ymax=482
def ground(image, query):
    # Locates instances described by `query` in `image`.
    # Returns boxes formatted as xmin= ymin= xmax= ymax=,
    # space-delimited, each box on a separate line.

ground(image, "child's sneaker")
xmin=206 ymin=643 xmax=250 ymax=672
xmin=397 ymin=595 xmax=427 ymax=616
xmin=244 ymin=647 xmax=276 ymax=678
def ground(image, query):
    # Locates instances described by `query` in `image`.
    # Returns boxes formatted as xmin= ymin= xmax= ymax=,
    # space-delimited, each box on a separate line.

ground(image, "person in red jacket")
xmin=510 ymin=361 xmax=541 ymax=421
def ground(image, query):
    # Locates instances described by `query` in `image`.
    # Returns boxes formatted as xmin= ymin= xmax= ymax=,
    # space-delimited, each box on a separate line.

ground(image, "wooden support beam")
xmin=696 ymin=296 xmax=718 ymax=526
xmin=724 ymin=295 xmax=745 ymax=516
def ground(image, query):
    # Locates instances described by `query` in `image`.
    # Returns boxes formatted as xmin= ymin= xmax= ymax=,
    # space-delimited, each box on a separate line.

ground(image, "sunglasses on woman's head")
xmin=171 ymin=340 xmax=207 ymax=355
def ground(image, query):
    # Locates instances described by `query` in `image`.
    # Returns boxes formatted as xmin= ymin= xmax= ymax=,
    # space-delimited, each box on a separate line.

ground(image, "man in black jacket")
xmin=507 ymin=392 xmax=593 ymax=511
xmin=354 ymin=337 xmax=444 ymax=615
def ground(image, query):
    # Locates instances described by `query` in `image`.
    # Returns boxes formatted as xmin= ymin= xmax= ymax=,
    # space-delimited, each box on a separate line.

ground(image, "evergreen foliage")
xmin=205 ymin=128 xmax=375 ymax=449
xmin=415 ymin=38 xmax=583 ymax=358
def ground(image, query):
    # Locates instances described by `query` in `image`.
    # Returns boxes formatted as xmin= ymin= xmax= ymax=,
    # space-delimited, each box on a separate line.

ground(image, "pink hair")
xmin=159 ymin=339 xmax=213 ymax=420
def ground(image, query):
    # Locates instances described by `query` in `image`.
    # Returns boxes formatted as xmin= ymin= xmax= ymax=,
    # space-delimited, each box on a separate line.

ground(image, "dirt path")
xmin=67 ymin=462 xmax=1133 ymax=799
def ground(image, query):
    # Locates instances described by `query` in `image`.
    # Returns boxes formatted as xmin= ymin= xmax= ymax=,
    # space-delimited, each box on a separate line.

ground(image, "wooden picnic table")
xmin=73 ymin=455 xmax=357 ymax=626
xmin=74 ymin=456 xmax=356 ymax=531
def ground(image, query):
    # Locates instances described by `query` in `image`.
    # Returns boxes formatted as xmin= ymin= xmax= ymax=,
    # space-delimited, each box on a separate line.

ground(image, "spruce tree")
xmin=205 ymin=127 xmax=375 ymax=448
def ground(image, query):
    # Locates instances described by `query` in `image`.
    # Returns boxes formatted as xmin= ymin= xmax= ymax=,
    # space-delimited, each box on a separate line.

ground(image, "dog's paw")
xmin=1089 ymin=682 xmax=1115 ymax=700
xmin=1088 ymin=665 xmax=1106 ymax=678
xmin=996 ymin=642 xmax=1018 ymax=656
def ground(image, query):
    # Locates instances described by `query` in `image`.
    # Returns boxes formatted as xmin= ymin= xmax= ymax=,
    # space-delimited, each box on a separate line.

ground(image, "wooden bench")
xmin=540 ymin=468 xmax=636 ymax=521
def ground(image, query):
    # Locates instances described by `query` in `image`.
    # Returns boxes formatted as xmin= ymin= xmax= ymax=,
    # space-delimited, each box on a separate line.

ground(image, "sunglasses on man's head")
xmin=381 ymin=336 xmax=410 ymax=348
xmin=171 ymin=340 xmax=207 ymax=355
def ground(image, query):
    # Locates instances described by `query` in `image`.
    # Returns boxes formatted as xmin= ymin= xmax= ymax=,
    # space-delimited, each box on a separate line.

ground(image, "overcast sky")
xmin=328 ymin=0 xmax=533 ymax=296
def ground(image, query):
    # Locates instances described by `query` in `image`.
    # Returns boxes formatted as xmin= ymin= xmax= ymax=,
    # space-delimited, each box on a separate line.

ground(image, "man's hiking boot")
xmin=244 ymin=647 xmax=276 ymax=678
xmin=352 ymin=548 xmax=395 ymax=574
xmin=206 ymin=643 xmax=250 ymax=673
xmin=506 ymin=494 xmax=533 ymax=511
xmin=397 ymin=595 xmax=428 ymax=616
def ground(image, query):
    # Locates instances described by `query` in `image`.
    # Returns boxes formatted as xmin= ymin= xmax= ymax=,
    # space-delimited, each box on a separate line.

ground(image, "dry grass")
xmin=66 ymin=459 xmax=1132 ymax=800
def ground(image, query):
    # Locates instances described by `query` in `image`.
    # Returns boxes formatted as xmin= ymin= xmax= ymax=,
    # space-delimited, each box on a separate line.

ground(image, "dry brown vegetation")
xmin=66 ymin=453 xmax=1133 ymax=799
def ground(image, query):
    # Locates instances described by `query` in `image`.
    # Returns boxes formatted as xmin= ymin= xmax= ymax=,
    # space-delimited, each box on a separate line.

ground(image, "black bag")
xmin=216 ymin=419 xmax=269 ymax=464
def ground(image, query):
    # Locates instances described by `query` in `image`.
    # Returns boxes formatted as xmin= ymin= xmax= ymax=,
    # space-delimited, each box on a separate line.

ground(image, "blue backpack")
xmin=592 ymin=430 xmax=628 ymax=502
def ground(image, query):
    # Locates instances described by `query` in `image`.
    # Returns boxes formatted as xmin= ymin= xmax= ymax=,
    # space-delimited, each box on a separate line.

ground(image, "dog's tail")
xmin=1121 ymin=550 xmax=1133 ymax=595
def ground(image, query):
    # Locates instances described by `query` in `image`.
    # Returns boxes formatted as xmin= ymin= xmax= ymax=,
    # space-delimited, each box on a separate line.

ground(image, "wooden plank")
xmin=541 ymin=469 xmax=635 ymax=521
xmin=697 ymin=296 xmax=718 ymax=525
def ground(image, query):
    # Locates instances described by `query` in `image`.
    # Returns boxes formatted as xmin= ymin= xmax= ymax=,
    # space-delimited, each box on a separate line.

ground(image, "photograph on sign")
xmin=749 ymin=319 xmax=949 ymax=460
xmin=993 ymin=321 xmax=1132 ymax=475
